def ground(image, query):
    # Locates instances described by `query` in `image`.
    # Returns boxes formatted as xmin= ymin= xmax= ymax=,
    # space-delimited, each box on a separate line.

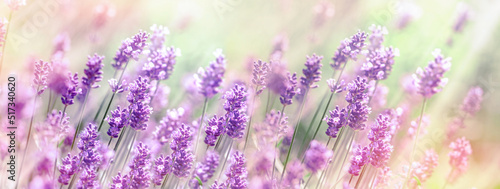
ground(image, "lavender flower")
xmin=190 ymin=150 xmax=220 ymax=188
xmin=195 ymin=49 xmax=226 ymax=98
xmin=362 ymin=47 xmax=398 ymax=80
xmin=112 ymin=31 xmax=150 ymax=69
xmin=282 ymin=160 xmax=304 ymax=189
xmin=411 ymin=150 xmax=438 ymax=187
xmin=327 ymin=78 xmax=344 ymax=93
xmin=205 ymin=115 xmax=224 ymax=146
xmin=77 ymin=167 xmax=99 ymax=189
xmin=369 ymin=140 xmax=393 ymax=168
xmin=129 ymin=142 xmax=152 ymax=188
xmin=149 ymin=24 xmax=169 ymax=50
xmin=325 ymin=106 xmax=348 ymax=138
xmin=110 ymin=172 xmax=130 ymax=189
xmin=129 ymin=102 xmax=152 ymax=131
xmin=82 ymin=53 xmax=105 ymax=90
xmin=223 ymin=84 xmax=248 ymax=139
xmin=448 ymin=137 xmax=472 ymax=178
xmin=127 ymin=76 xmax=151 ymax=104
xmin=367 ymin=25 xmax=388 ymax=52
xmin=266 ymin=62 xmax=288 ymax=94
xmin=300 ymin=54 xmax=323 ymax=89
xmin=38 ymin=110 xmax=70 ymax=144
xmin=460 ymin=86 xmax=483 ymax=116
xmin=143 ymin=46 xmax=180 ymax=80
xmin=106 ymin=106 xmax=129 ymax=138
xmin=108 ymin=78 xmax=126 ymax=93
xmin=58 ymin=154 xmax=79 ymax=185
xmin=252 ymin=60 xmax=270 ymax=95
xmin=152 ymin=154 xmax=172 ymax=185
xmin=61 ymin=72 xmax=81 ymax=106
xmin=78 ymin=123 xmax=102 ymax=169
xmin=5 ymin=0 xmax=26 ymax=10
xmin=452 ymin=3 xmax=470 ymax=33
xmin=170 ymin=124 xmax=193 ymax=152
xmin=345 ymin=76 xmax=368 ymax=105
xmin=368 ymin=114 xmax=391 ymax=142
xmin=172 ymin=149 xmax=194 ymax=178
xmin=280 ymin=72 xmax=298 ymax=106
xmin=413 ymin=49 xmax=451 ymax=98
xmin=348 ymin=145 xmax=370 ymax=176
xmin=347 ymin=102 xmax=371 ymax=131
xmin=304 ymin=140 xmax=333 ymax=173
xmin=225 ymin=151 xmax=248 ymax=189
xmin=0 ymin=19 xmax=6 ymax=54
xmin=154 ymin=108 xmax=185 ymax=145
xmin=33 ymin=60 xmax=52 ymax=95
xmin=331 ymin=31 xmax=367 ymax=69
xmin=210 ymin=181 xmax=227 ymax=189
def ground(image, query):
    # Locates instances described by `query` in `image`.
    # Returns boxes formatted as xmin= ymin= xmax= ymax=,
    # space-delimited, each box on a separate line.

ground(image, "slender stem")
xmin=336 ymin=131 xmax=356 ymax=182
xmin=304 ymin=173 xmax=314 ymax=188
xmin=194 ymin=97 xmax=208 ymax=157
xmin=17 ymin=94 xmax=38 ymax=188
xmin=217 ymin=139 xmax=234 ymax=180
xmin=281 ymin=89 xmax=309 ymax=180
xmin=70 ymin=90 xmax=91 ymax=150
xmin=367 ymin=80 xmax=379 ymax=104
xmin=93 ymin=70 xmax=117 ymax=121
xmin=264 ymin=89 xmax=271 ymax=114
xmin=298 ymin=92 xmax=326 ymax=155
xmin=98 ymin=92 xmax=116 ymax=132
xmin=404 ymin=98 xmax=428 ymax=188
xmin=121 ymin=131 xmax=137 ymax=171
xmin=354 ymin=164 xmax=368 ymax=188
xmin=46 ymin=90 xmax=53 ymax=114
xmin=0 ymin=11 xmax=13 ymax=75
xmin=272 ymin=105 xmax=286 ymax=179
xmin=244 ymin=86 xmax=259 ymax=151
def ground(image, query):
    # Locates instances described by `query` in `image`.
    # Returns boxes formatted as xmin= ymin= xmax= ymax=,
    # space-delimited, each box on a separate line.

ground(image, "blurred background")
xmin=1 ymin=0 xmax=500 ymax=188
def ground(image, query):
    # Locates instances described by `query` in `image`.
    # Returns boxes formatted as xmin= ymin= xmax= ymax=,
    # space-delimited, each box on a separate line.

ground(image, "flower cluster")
xmin=33 ymin=60 xmax=52 ymax=95
xmin=107 ymin=106 xmax=129 ymax=138
xmin=61 ymin=72 xmax=82 ymax=106
xmin=153 ymin=107 xmax=186 ymax=145
xmin=127 ymin=76 xmax=153 ymax=131
xmin=108 ymin=78 xmax=126 ymax=93
xmin=252 ymin=60 xmax=270 ymax=95
xmin=82 ymin=53 xmax=105 ymax=90
xmin=58 ymin=154 xmax=79 ymax=185
xmin=280 ymin=72 xmax=299 ymax=106
xmin=143 ymin=46 xmax=180 ymax=80
xmin=204 ymin=115 xmax=225 ymax=146
xmin=460 ymin=86 xmax=483 ymax=116
xmin=152 ymin=154 xmax=172 ymax=185
xmin=195 ymin=49 xmax=226 ymax=98
xmin=448 ymin=137 xmax=472 ymax=178
xmin=331 ymin=31 xmax=367 ymax=69
xmin=170 ymin=124 xmax=194 ymax=177
xmin=301 ymin=54 xmax=323 ymax=89
xmin=410 ymin=150 xmax=439 ymax=187
xmin=223 ymin=84 xmax=248 ymax=139
xmin=224 ymin=151 xmax=248 ymax=188
xmin=304 ymin=140 xmax=333 ymax=174
xmin=362 ymin=47 xmax=398 ymax=80
xmin=129 ymin=142 xmax=152 ymax=188
xmin=348 ymin=145 xmax=370 ymax=176
xmin=325 ymin=106 xmax=348 ymax=138
xmin=112 ymin=31 xmax=150 ymax=69
xmin=190 ymin=150 xmax=220 ymax=188
xmin=413 ymin=49 xmax=451 ymax=98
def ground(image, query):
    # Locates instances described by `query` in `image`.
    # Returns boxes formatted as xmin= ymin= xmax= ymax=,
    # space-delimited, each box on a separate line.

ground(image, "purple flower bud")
xmin=58 ymin=153 xmax=79 ymax=185
xmin=204 ymin=115 xmax=224 ymax=146
xmin=172 ymin=149 xmax=194 ymax=178
xmin=413 ymin=49 xmax=451 ymax=98
xmin=195 ymin=49 xmax=226 ymax=98
xmin=107 ymin=106 xmax=129 ymax=138
xmin=190 ymin=150 xmax=219 ymax=187
xmin=367 ymin=25 xmax=388 ymax=52
xmin=304 ymin=140 xmax=333 ymax=173
xmin=448 ymin=137 xmax=472 ymax=178
xmin=281 ymin=160 xmax=304 ymax=189
xmin=225 ymin=151 xmax=247 ymax=189
xmin=33 ymin=60 xmax=52 ymax=95
xmin=331 ymin=31 xmax=367 ymax=70
xmin=301 ymin=54 xmax=323 ymax=89
xmin=223 ymin=84 xmax=248 ymax=139
xmin=110 ymin=172 xmax=130 ymax=189
xmin=327 ymin=78 xmax=344 ymax=93
xmin=153 ymin=154 xmax=172 ymax=185
xmin=348 ymin=145 xmax=370 ymax=176
xmin=368 ymin=114 xmax=391 ymax=142
xmin=127 ymin=76 xmax=151 ymax=104
xmin=113 ymin=31 xmax=150 ymax=70
xmin=61 ymin=72 xmax=82 ymax=106
xmin=460 ymin=86 xmax=483 ymax=116
xmin=369 ymin=140 xmax=393 ymax=168
xmin=128 ymin=102 xmax=152 ymax=131
xmin=345 ymin=76 xmax=368 ymax=105
xmin=129 ymin=142 xmax=152 ymax=188
xmin=252 ymin=60 xmax=270 ymax=95
xmin=280 ymin=72 xmax=298 ymax=106
xmin=149 ymin=25 xmax=169 ymax=50
xmin=108 ymin=79 xmax=126 ymax=93
xmin=154 ymin=108 xmax=185 ymax=145
xmin=347 ymin=102 xmax=371 ymax=131
xmin=39 ymin=110 xmax=70 ymax=144
xmin=77 ymin=167 xmax=99 ymax=189
xmin=82 ymin=53 xmax=104 ymax=90
xmin=143 ymin=46 xmax=180 ymax=80
xmin=362 ymin=47 xmax=398 ymax=81
xmin=325 ymin=106 xmax=348 ymax=138
xmin=170 ymin=124 xmax=193 ymax=152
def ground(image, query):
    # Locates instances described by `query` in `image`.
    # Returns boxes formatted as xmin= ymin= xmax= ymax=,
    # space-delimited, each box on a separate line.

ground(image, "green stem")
xmin=298 ymin=92 xmax=326 ymax=155
xmin=442 ymin=168 xmax=454 ymax=189
xmin=194 ymin=97 xmax=208 ymax=158
xmin=404 ymin=98 xmax=427 ymax=188
xmin=98 ymin=92 xmax=116 ymax=132
xmin=244 ymin=86 xmax=260 ymax=151
xmin=93 ymin=70 xmax=118 ymax=121
xmin=281 ymin=89 xmax=309 ymax=180
xmin=70 ymin=89 xmax=91 ymax=150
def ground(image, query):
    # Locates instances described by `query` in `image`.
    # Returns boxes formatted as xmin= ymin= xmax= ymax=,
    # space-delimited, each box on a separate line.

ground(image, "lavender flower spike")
xmin=82 ymin=53 xmax=105 ymax=90
xmin=448 ymin=137 xmax=472 ymax=179
xmin=190 ymin=150 xmax=220 ymax=188
xmin=301 ymin=54 xmax=323 ymax=89
xmin=225 ymin=151 xmax=248 ymax=189
xmin=325 ymin=106 xmax=348 ymax=138
xmin=280 ymin=72 xmax=298 ymax=106
xmin=331 ymin=31 xmax=367 ymax=70
xmin=205 ymin=115 xmax=224 ymax=146
xmin=304 ymin=140 xmax=333 ymax=173
xmin=33 ymin=60 xmax=52 ymax=95
xmin=58 ymin=153 xmax=79 ymax=185
xmin=362 ymin=47 xmax=399 ymax=81
xmin=110 ymin=172 xmax=130 ymax=189
xmin=348 ymin=145 xmax=370 ymax=176
xmin=195 ymin=49 xmax=226 ymax=98
xmin=61 ymin=72 xmax=82 ymax=106
xmin=112 ymin=31 xmax=150 ymax=70
xmin=152 ymin=154 xmax=172 ymax=185
xmin=223 ymin=84 xmax=248 ymax=139
xmin=170 ymin=124 xmax=194 ymax=177
xmin=460 ymin=86 xmax=483 ymax=116
xmin=252 ymin=60 xmax=270 ymax=95
xmin=108 ymin=78 xmax=126 ymax=93
xmin=143 ymin=46 xmax=180 ymax=80
xmin=129 ymin=142 xmax=152 ymax=188
xmin=106 ymin=106 xmax=129 ymax=138
xmin=413 ymin=49 xmax=451 ymax=98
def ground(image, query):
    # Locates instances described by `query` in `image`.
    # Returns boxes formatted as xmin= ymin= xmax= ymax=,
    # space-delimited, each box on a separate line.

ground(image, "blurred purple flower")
xmin=77 ymin=167 xmax=99 ymax=189
xmin=304 ymin=140 xmax=333 ymax=173
xmin=127 ymin=76 xmax=151 ymax=103
xmin=413 ymin=49 xmax=451 ymax=98
xmin=301 ymin=54 xmax=323 ymax=89
xmin=252 ymin=60 xmax=270 ymax=95
xmin=113 ymin=31 xmax=150 ymax=70
xmin=152 ymin=154 xmax=172 ymax=185
xmin=190 ymin=150 xmax=219 ymax=188
xmin=367 ymin=25 xmax=388 ymax=52
xmin=411 ymin=150 xmax=438 ymax=187
xmin=195 ymin=49 xmax=226 ymax=98
xmin=61 ymin=72 xmax=81 ymax=106
xmin=225 ymin=151 xmax=248 ymax=189
xmin=460 ymin=86 xmax=483 ymax=116
xmin=149 ymin=24 xmax=169 ymax=50
xmin=280 ymin=72 xmax=298 ymax=106
xmin=448 ymin=137 xmax=472 ymax=179
xmin=143 ymin=46 xmax=180 ymax=80
xmin=369 ymin=140 xmax=393 ymax=168
xmin=33 ymin=60 xmax=52 ymax=95
xmin=110 ymin=172 xmax=130 ymax=189
xmin=154 ymin=108 xmax=185 ymax=145
xmin=108 ymin=78 xmax=126 ymax=93
xmin=327 ymin=78 xmax=344 ymax=93
xmin=38 ymin=110 xmax=70 ymax=144
xmin=281 ymin=160 xmax=304 ymax=189
xmin=347 ymin=102 xmax=371 ymax=131
xmin=348 ymin=145 xmax=370 ymax=176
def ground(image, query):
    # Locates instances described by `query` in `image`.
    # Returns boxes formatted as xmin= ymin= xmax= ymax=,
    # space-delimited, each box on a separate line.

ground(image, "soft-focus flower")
xmin=410 ymin=150 xmax=438 ymax=188
xmin=154 ymin=108 xmax=186 ymax=145
xmin=143 ymin=46 xmax=180 ymax=80
xmin=367 ymin=25 xmax=388 ymax=52
xmin=5 ymin=0 xmax=26 ymax=11
xmin=345 ymin=76 xmax=368 ymax=105
xmin=77 ymin=167 xmax=99 ymax=189
xmin=266 ymin=62 xmax=288 ymax=94
xmin=149 ymin=24 xmax=169 ymax=50
xmin=190 ymin=150 xmax=219 ymax=188
xmin=152 ymin=154 xmax=172 ymax=185
xmin=61 ymin=72 xmax=82 ymax=106
xmin=331 ymin=31 xmax=367 ymax=69
xmin=113 ymin=31 xmax=150 ymax=69
xmin=327 ymin=78 xmax=344 ymax=93
xmin=223 ymin=84 xmax=248 ymax=139
xmin=82 ymin=53 xmax=105 ymax=90
xmin=225 ymin=151 xmax=248 ymax=189
xmin=347 ymin=102 xmax=371 ymax=131
xmin=300 ymin=54 xmax=323 ymax=89
xmin=413 ymin=49 xmax=451 ymax=98
xmin=37 ymin=110 xmax=70 ymax=144
xmin=362 ymin=47 xmax=399 ymax=80
xmin=204 ymin=114 xmax=224 ymax=146
xmin=452 ymin=3 xmax=470 ymax=33
xmin=33 ymin=60 xmax=52 ymax=95
xmin=210 ymin=181 xmax=227 ymax=189
xmin=58 ymin=154 xmax=79 ymax=185
xmin=369 ymin=140 xmax=393 ymax=168
xmin=448 ymin=137 xmax=472 ymax=179
xmin=0 ymin=18 xmax=7 ymax=57
xmin=407 ymin=115 xmax=430 ymax=139
xmin=106 ymin=106 xmax=129 ymax=138
xmin=129 ymin=142 xmax=152 ymax=188
xmin=280 ymin=72 xmax=298 ymax=106
xmin=52 ymin=32 xmax=70 ymax=55
xmin=108 ymin=78 xmax=126 ymax=93
xmin=254 ymin=109 xmax=289 ymax=143
xmin=325 ymin=106 xmax=348 ymax=138
xmin=348 ymin=145 xmax=370 ymax=176
xmin=304 ymin=140 xmax=333 ymax=173
xmin=461 ymin=86 xmax=483 ymax=116
xmin=129 ymin=102 xmax=152 ymax=131
xmin=282 ymin=160 xmax=304 ymax=189
xmin=195 ymin=49 xmax=226 ymax=98
xmin=252 ymin=60 xmax=270 ymax=95
xmin=373 ymin=166 xmax=392 ymax=189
